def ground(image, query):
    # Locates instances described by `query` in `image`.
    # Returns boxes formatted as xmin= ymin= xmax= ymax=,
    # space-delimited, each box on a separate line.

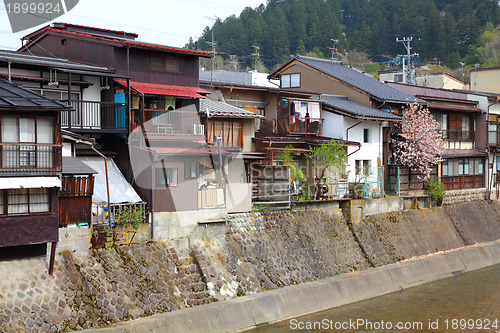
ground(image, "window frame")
xmin=0 ymin=188 xmax=51 ymax=216
xmin=155 ymin=167 xmax=178 ymax=187
xmin=281 ymin=73 xmax=301 ymax=88
xmin=184 ymin=161 xmax=198 ymax=180
xmin=151 ymin=54 xmax=181 ymax=73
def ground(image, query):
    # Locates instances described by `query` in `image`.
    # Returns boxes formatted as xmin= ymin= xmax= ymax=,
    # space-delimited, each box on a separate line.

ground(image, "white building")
xmin=321 ymin=95 xmax=402 ymax=187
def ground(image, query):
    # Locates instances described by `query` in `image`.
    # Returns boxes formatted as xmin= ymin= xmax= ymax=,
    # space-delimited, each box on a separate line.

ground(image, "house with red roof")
xmin=19 ymin=23 xmax=244 ymax=240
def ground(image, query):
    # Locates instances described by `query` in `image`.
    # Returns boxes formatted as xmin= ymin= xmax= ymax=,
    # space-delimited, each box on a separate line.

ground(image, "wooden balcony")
xmin=277 ymin=117 xmax=322 ymax=136
xmin=0 ymin=143 xmax=61 ymax=174
xmin=61 ymin=100 xmax=128 ymax=133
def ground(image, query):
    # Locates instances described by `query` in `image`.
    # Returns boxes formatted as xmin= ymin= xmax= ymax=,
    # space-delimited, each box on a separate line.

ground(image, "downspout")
xmin=7 ymin=61 xmax=11 ymax=82
xmin=346 ymin=120 xmax=362 ymax=141
xmin=91 ymin=145 xmax=112 ymax=226
xmin=138 ymin=90 xmax=155 ymax=240
xmin=487 ymin=97 xmax=500 ymax=200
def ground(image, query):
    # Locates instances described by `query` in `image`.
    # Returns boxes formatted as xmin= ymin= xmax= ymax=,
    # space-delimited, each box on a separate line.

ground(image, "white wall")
xmin=322 ymin=112 xmax=344 ymax=139
xmin=344 ymin=118 xmax=383 ymax=183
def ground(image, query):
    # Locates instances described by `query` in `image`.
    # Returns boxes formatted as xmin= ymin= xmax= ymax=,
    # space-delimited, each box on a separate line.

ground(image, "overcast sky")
xmin=0 ymin=0 xmax=266 ymax=50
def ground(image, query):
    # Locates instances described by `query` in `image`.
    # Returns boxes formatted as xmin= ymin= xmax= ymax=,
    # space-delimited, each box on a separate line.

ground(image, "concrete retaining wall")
xmin=84 ymin=240 xmax=500 ymax=333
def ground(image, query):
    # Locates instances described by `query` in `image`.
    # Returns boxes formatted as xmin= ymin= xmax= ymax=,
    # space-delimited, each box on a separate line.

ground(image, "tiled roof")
xmin=0 ymin=49 xmax=113 ymax=73
xmin=21 ymin=24 xmax=211 ymax=58
xmin=286 ymin=55 xmax=424 ymax=104
xmin=62 ymin=156 xmax=97 ymax=175
xmin=0 ymin=79 xmax=70 ymax=109
xmin=321 ymin=95 xmax=402 ymax=120
xmin=201 ymin=98 xmax=263 ymax=119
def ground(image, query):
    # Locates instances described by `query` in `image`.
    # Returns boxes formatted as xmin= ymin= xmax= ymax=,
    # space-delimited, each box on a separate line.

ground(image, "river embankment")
xmin=1 ymin=200 xmax=500 ymax=332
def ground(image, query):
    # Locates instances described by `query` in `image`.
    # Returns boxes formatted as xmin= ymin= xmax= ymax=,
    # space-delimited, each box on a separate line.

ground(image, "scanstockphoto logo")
xmin=4 ymin=0 xmax=79 ymax=33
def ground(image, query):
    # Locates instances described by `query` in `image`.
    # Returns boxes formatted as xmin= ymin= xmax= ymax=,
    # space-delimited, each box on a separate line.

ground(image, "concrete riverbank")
xmin=1 ymin=200 xmax=500 ymax=332
xmin=84 ymin=239 xmax=500 ymax=333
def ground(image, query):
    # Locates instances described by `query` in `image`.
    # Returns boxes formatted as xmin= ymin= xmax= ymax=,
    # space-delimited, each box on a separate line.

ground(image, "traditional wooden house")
xmin=200 ymin=69 xmax=360 ymax=201
xmin=389 ymin=82 xmax=486 ymax=191
xmin=0 ymin=79 xmax=70 ymax=273
xmin=268 ymin=55 xmax=420 ymax=193
xmin=20 ymin=23 xmax=236 ymax=240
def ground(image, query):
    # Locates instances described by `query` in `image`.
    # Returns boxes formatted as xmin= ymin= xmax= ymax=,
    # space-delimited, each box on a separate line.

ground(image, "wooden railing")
xmin=441 ymin=130 xmax=474 ymax=141
xmin=61 ymin=100 xmax=128 ymax=131
xmin=198 ymin=188 xmax=225 ymax=209
xmin=0 ymin=143 xmax=61 ymax=172
xmin=277 ymin=117 xmax=322 ymax=136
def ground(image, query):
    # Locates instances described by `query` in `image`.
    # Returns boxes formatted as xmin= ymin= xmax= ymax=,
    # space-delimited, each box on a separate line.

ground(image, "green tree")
xmin=309 ymin=139 xmax=347 ymax=199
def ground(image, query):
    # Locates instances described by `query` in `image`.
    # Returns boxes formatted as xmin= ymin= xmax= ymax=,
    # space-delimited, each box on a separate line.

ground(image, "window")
xmin=1 ymin=117 xmax=54 ymax=169
xmin=208 ymin=120 xmax=243 ymax=148
xmin=443 ymin=158 xmax=484 ymax=176
xmin=4 ymin=188 xmax=50 ymax=215
xmin=394 ymin=74 xmax=403 ymax=82
xmin=151 ymin=54 xmax=181 ymax=72
xmin=184 ymin=161 xmax=198 ymax=180
xmin=281 ymin=73 xmax=300 ymax=88
xmin=363 ymin=128 xmax=370 ymax=143
xmin=155 ymin=168 xmax=178 ymax=187
xmin=355 ymin=160 xmax=371 ymax=176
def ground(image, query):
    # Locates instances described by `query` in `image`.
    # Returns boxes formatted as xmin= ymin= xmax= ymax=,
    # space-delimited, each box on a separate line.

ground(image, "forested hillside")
xmin=188 ymin=0 xmax=500 ymax=72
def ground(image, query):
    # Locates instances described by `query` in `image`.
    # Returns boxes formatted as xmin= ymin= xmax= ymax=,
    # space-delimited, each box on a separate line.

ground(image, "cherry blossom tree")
xmin=393 ymin=102 xmax=445 ymax=181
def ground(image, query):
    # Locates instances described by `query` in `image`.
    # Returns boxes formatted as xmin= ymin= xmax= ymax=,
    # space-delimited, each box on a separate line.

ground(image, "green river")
xmin=250 ymin=264 xmax=500 ymax=332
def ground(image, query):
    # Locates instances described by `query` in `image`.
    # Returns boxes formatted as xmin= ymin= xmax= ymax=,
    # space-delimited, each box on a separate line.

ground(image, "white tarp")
xmin=78 ymin=156 xmax=142 ymax=204
xmin=0 ymin=176 xmax=61 ymax=189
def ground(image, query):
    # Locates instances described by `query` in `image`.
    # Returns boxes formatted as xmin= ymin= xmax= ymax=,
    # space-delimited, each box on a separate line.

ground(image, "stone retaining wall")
xmin=443 ymin=188 xmax=488 ymax=205
xmin=1 ymin=201 xmax=500 ymax=332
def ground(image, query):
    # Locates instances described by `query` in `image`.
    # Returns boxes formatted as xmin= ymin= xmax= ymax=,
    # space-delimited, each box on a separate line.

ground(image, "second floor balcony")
xmin=277 ymin=99 xmax=323 ymax=136
xmin=61 ymin=100 xmax=128 ymax=133
xmin=140 ymin=110 xmax=204 ymax=137
xmin=441 ymin=129 xmax=474 ymax=141
xmin=0 ymin=143 xmax=62 ymax=174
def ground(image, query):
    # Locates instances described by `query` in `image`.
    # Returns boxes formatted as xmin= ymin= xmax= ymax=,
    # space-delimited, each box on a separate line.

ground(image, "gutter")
xmin=486 ymin=97 xmax=500 ymax=200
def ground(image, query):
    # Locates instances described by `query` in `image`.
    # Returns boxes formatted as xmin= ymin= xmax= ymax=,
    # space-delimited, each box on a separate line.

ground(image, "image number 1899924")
xmin=3 ymin=0 xmax=79 ymax=33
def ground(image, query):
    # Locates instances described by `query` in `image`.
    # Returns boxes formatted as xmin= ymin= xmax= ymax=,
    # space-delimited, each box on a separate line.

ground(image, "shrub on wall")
xmin=426 ymin=177 xmax=446 ymax=206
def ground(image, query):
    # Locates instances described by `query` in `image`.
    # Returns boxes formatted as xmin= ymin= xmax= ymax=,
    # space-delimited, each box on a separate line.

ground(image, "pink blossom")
xmin=394 ymin=102 xmax=445 ymax=181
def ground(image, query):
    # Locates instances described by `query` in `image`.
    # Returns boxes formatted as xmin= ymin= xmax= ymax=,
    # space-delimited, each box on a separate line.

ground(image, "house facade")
xmin=321 ymin=95 xmax=402 ymax=194
xmin=389 ymin=82 xmax=487 ymax=191
xmin=268 ymin=55 xmax=420 ymax=194
xmin=20 ymin=23 xmax=251 ymax=240
xmin=0 ymin=79 xmax=69 ymax=273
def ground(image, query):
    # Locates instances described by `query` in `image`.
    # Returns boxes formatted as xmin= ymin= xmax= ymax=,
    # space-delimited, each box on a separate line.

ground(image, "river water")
xmin=250 ymin=264 xmax=500 ymax=332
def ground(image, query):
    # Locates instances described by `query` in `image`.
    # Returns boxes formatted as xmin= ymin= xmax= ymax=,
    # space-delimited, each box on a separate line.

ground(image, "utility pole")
xmin=251 ymin=45 xmax=260 ymax=71
xmin=205 ymin=16 xmax=217 ymax=87
xmin=459 ymin=62 xmax=466 ymax=84
xmin=327 ymin=38 xmax=339 ymax=61
xmin=229 ymin=55 xmax=239 ymax=71
xmin=396 ymin=37 xmax=418 ymax=84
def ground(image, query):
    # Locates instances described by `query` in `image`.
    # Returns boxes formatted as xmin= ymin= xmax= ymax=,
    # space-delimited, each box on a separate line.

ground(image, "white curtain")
xmin=7 ymin=189 xmax=28 ymax=214
xmin=29 ymin=188 xmax=50 ymax=213
xmin=36 ymin=118 xmax=53 ymax=168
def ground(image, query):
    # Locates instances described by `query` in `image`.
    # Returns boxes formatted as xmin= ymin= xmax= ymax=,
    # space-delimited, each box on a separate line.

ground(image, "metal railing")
xmin=92 ymin=202 xmax=148 ymax=226
xmin=61 ymin=100 xmax=128 ymax=131
xmin=0 ymin=143 xmax=61 ymax=172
